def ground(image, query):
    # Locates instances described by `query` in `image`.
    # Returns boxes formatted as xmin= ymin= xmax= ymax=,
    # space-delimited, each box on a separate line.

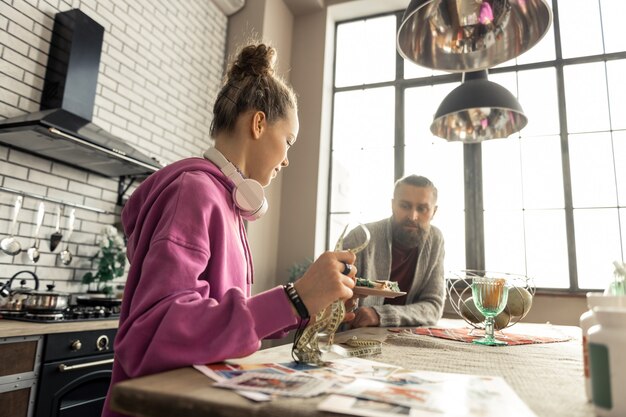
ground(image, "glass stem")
xmin=485 ymin=316 xmax=495 ymax=340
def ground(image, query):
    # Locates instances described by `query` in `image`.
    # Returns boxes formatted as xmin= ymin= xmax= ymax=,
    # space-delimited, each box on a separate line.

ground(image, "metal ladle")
xmin=0 ymin=196 xmax=23 ymax=256
xmin=27 ymin=202 xmax=46 ymax=263
xmin=59 ymin=209 xmax=75 ymax=266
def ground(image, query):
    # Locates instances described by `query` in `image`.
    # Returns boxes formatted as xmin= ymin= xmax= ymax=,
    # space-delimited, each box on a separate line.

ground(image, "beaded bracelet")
xmin=283 ymin=282 xmax=310 ymax=321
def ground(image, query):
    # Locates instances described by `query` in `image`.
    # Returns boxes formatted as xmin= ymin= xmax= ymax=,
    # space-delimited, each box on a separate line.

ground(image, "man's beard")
xmin=392 ymin=220 xmax=429 ymax=248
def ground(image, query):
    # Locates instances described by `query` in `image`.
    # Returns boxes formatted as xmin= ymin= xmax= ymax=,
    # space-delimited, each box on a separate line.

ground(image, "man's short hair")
xmin=394 ymin=175 xmax=438 ymax=202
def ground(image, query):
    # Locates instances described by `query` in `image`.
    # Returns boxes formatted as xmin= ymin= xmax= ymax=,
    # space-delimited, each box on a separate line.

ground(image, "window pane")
xmin=405 ymin=84 xmax=456 ymax=139
xmin=434 ymin=207 xmax=466 ymax=273
xmin=404 ymin=85 xmax=465 ymax=274
xmin=569 ymin=132 xmax=618 ymax=208
xmin=574 ymin=208 xmax=622 ymax=290
xmin=606 ymin=59 xmax=626 ymax=130
xmin=482 ymin=139 xmax=523 ymax=210
xmin=332 ymin=87 xmax=395 ymax=151
xmin=330 ymin=147 xmax=394 ymax=220
xmin=329 ymin=213 xmax=352 ymax=250
xmin=615 ymin=131 xmax=626 ymax=206
xmin=564 ymin=62 xmax=610 ymax=133
xmin=524 ymin=210 xmax=569 ymax=289
xmin=403 ymin=140 xmax=464 ymax=214
xmin=601 ymin=0 xmax=626 ymax=54
xmin=335 ymin=16 xmax=396 ymax=87
xmin=518 ymin=68 xmax=559 ymax=137
xmin=520 ymin=136 xmax=564 ymax=209
xmin=558 ymin=0 xmax=603 ymax=58
xmin=484 ymin=209 xmax=525 ymax=274
xmin=404 ymin=85 xmax=465 ymax=212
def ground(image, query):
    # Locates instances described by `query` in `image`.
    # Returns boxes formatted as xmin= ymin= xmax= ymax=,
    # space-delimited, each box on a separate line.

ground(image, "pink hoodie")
xmin=102 ymin=157 xmax=298 ymax=417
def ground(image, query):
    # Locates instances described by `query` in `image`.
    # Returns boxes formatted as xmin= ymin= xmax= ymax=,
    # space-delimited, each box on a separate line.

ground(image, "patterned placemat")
xmin=388 ymin=327 xmax=572 ymax=346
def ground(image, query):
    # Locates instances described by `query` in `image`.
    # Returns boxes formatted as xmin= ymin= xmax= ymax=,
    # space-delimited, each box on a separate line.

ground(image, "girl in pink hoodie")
xmin=102 ymin=43 xmax=357 ymax=417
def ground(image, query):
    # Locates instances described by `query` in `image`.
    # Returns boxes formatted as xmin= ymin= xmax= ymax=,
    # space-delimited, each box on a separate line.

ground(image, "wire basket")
xmin=446 ymin=270 xmax=535 ymax=330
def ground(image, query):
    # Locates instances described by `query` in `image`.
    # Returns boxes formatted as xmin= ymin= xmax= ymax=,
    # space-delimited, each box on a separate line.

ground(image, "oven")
xmin=34 ymin=328 xmax=117 ymax=417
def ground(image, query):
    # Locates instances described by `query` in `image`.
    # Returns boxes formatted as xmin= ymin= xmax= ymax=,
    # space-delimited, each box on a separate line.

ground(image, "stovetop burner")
xmin=0 ymin=305 xmax=121 ymax=322
xmin=25 ymin=312 xmax=65 ymax=321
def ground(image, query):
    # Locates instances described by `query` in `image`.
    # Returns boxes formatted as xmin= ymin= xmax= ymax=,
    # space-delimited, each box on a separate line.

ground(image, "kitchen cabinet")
xmin=0 ymin=319 xmax=117 ymax=417
xmin=0 ymin=335 xmax=42 ymax=417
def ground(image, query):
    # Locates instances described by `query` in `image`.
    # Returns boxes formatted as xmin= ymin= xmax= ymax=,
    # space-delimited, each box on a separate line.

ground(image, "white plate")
xmin=353 ymin=287 xmax=406 ymax=298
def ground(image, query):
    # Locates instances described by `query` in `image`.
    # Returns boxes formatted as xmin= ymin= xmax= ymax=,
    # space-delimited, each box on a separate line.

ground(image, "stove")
xmin=0 ymin=304 xmax=121 ymax=322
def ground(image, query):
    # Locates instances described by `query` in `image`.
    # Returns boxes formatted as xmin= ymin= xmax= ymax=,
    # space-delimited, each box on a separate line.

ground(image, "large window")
xmin=328 ymin=0 xmax=626 ymax=292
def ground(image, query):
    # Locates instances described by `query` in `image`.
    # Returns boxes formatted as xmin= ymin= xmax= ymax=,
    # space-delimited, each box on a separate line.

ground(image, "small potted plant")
xmin=82 ymin=226 xmax=127 ymax=296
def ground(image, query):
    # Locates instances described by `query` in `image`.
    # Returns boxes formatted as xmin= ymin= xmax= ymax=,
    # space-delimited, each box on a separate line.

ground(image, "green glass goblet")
xmin=471 ymin=277 xmax=510 ymax=346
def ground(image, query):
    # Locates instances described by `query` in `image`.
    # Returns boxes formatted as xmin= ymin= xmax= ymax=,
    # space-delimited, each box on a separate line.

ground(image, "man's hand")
xmin=349 ymin=306 xmax=380 ymax=328
xmin=342 ymin=296 xmax=360 ymax=323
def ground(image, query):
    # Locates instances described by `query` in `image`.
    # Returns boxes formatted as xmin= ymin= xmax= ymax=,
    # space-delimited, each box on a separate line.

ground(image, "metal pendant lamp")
xmin=397 ymin=0 xmax=553 ymax=72
xmin=430 ymin=70 xmax=527 ymax=142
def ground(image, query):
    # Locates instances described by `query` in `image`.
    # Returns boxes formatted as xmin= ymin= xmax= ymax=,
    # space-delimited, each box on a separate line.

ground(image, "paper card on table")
xmin=193 ymin=362 xmax=294 ymax=381
xmin=214 ymin=371 xmax=334 ymax=397
xmin=324 ymin=357 xmax=402 ymax=380
xmin=335 ymin=371 xmax=537 ymax=417
xmin=318 ymin=394 xmax=418 ymax=417
xmin=193 ymin=363 xmax=295 ymax=402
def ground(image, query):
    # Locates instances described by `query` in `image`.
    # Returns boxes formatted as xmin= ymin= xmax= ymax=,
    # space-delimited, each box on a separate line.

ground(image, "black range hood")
xmin=0 ymin=9 xmax=161 ymax=177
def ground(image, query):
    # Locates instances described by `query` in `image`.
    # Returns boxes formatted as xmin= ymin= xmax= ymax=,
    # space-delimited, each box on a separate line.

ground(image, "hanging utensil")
xmin=49 ymin=205 xmax=63 ymax=252
xmin=27 ymin=202 xmax=46 ymax=263
xmin=1 ymin=196 xmax=23 ymax=256
xmin=59 ymin=209 xmax=75 ymax=265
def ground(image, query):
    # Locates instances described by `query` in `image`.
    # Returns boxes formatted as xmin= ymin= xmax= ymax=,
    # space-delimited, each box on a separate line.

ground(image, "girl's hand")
xmin=293 ymin=251 xmax=357 ymax=317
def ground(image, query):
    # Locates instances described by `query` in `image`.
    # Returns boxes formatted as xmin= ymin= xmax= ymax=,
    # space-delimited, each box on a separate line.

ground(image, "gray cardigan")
xmin=342 ymin=218 xmax=445 ymax=327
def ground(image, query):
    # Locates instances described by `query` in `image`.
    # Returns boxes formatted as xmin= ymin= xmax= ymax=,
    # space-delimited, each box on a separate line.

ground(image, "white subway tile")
xmin=0 ymin=160 xmax=28 ymax=179
xmin=50 ymin=163 xmax=89 ymax=182
xmin=68 ymin=180 xmax=101 ymax=199
xmin=2 ymin=6 xmax=34 ymax=31
xmin=4 ymin=176 xmax=47 ymax=196
xmin=4 ymin=27 xmax=30 ymax=56
xmin=8 ymin=148 xmax=53 ymax=170
xmin=28 ymin=169 xmax=70 ymax=189
xmin=0 ymin=88 xmax=20 ymax=107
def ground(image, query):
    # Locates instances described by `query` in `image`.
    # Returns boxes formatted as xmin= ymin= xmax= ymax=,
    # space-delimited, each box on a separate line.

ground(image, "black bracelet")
xmin=283 ymin=282 xmax=310 ymax=320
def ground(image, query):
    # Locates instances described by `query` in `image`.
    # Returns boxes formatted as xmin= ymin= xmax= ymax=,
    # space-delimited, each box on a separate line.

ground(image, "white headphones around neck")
xmin=203 ymin=147 xmax=268 ymax=221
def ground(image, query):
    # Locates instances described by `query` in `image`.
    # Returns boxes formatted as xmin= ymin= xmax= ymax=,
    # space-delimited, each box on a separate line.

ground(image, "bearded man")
xmin=343 ymin=175 xmax=445 ymax=328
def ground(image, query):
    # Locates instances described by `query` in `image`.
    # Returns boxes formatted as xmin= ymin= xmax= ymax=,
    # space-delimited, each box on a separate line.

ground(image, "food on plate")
xmin=355 ymin=278 xmax=401 ymax=293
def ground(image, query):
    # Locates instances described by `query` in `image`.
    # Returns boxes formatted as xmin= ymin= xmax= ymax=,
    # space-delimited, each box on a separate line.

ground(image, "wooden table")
xmin=110 ymin=319 xmax=594 ymax=417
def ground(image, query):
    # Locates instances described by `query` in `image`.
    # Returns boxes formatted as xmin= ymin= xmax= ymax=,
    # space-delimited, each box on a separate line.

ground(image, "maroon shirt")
xmin=385 ymin=242 xmax=420 ymax=305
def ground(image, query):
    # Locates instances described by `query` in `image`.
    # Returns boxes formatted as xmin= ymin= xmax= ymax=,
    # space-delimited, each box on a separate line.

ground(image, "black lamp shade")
xmin=430 ymin=71 xmax=527 ymax=142
xmin=397 ymin=0 xmax=552 ymax=72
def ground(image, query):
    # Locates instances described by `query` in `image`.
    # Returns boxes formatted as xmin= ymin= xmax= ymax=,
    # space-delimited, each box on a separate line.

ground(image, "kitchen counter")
xmin=0 ymin=318 xmax=118 ymax=338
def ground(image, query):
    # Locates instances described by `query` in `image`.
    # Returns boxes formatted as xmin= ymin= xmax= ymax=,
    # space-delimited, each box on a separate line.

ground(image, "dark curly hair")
xmin=210 ymin=43 xmax=298 ymax=137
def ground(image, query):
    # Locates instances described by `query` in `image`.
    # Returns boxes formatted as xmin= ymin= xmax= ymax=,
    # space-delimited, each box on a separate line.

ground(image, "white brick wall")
xmin=0 ymin=0 xmax=227 ymax=293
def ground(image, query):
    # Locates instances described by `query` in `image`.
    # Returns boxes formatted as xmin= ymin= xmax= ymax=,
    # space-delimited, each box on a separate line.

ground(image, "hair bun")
xmin=228 ymin=44 xmax=276 ymax=81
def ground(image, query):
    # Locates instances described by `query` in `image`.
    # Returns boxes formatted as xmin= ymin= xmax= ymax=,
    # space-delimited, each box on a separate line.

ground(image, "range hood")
xmin=0 ymin=9 xmax=161 ymax=177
